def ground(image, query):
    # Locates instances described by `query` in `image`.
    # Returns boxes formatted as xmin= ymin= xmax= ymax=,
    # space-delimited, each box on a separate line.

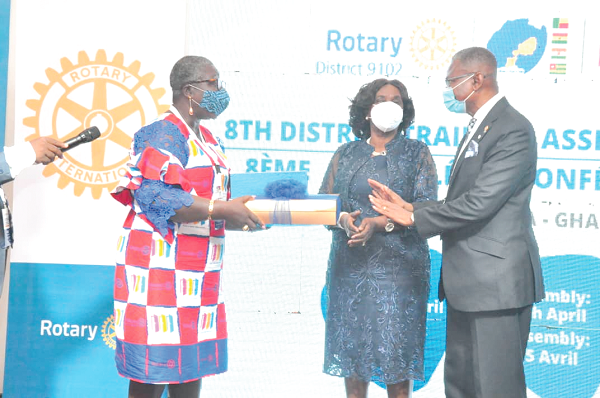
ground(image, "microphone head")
xmin=83 ymin=126 xmax=101 ymax=142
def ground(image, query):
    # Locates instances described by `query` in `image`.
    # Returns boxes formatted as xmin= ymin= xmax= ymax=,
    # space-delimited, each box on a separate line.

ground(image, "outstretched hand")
xmin=369 ymin=195 xmax=414 ymax=227
xmin=367 ymin=179 xmax=412 ymax=211
xmin=30 ymin=137 xmax=67 ymax=165
xmin=367 ymin=179 xmax=414 ymax=226
xmin=223 ymin=196 xmax=266 ymax=231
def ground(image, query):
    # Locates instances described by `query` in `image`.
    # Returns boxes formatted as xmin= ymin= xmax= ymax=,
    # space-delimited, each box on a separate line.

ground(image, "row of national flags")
xmin=549 ymin=18 xmax=568 ymax=75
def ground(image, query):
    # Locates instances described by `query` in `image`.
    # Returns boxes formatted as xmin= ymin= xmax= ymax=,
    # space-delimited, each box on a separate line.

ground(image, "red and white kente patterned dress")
xmin=111 ymin=106 xmax=229 ymax=384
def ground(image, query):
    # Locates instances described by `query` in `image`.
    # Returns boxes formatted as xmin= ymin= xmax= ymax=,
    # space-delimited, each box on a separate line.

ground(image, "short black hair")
xmin=453 ymin=47 xmax=498 ymax=80
xmin=348 ymin=78 xmax=415 ymax=140
xmin=170 ymin=55 xmax=213 ymax=91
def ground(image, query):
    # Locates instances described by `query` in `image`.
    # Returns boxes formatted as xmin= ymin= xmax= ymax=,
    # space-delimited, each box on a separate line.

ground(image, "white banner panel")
xmin=10 ymin=0 xmax=186 ymax=265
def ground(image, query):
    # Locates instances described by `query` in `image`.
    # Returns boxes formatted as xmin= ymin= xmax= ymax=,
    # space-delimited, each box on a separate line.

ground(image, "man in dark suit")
xmin=369 ymin=47 xmax=544 ymax=398
xmin=0 ymin=136 xmax=65 ymax=296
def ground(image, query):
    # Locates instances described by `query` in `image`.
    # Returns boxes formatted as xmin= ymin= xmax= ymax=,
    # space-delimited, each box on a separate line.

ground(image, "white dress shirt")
xmin=4 ymin=141 xmax=37 ymax=178
xmin=456 ymin=92 xmax=505 ymax=160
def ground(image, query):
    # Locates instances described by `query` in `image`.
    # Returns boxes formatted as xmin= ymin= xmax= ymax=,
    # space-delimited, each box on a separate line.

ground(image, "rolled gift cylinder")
xmin=244 ymin=194 xmax=340 ymax=225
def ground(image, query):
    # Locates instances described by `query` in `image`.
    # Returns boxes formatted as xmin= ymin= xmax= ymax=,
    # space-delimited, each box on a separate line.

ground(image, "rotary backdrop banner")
xmin=3 ymin=1 xmax=600 ymax=397
xmin=4 ymin=0 xmax=185 ymax=397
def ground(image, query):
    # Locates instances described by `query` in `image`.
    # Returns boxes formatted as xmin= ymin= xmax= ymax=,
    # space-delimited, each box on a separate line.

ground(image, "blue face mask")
xmin=189 ymin=85 xmax=230 ymax=116
xmin=443 ymin=74 xmax=475 ymax=114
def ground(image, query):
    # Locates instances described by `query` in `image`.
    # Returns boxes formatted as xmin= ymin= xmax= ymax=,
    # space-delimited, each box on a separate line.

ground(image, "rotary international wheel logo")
xmin=102 ymin=314 xmax=116 ymax=350
xmin=23 ymin=50 xmax=169 ymax=199
xmin=410 ymin=19 xmax=457 ymax=71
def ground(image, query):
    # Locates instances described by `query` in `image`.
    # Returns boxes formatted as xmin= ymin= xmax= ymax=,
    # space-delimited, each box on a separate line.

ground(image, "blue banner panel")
xmin=414 ymin=250 xmax=445 ymax=392
xmin=4 ymin=263 xmax=130 ymax=397
xmin=0 ymin=0 xmax=10 ymax=144
xmin=525 ymin=255 xmax=600 ymax=398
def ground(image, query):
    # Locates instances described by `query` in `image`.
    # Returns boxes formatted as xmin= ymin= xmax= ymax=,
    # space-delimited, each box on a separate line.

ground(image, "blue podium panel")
xmin=525 ymin=255 xmax=600 ymax=398
xmin=4 ymin=263 xmax=130 ymax=397
xmin=0 ymin=0 xmax=10 ymax=145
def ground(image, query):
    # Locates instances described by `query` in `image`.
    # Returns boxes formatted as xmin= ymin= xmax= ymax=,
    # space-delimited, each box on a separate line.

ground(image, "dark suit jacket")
xmin=413 ymin=97 xmax=544 ymax=312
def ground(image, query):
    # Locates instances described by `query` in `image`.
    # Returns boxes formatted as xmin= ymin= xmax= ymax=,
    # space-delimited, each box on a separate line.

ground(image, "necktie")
xmin=458 ymin=117 xmax=477 ymax=156
xmin=450 ymin=117 xmax=477 ymax=180
xmin=467 ymin=117 xmax=476 ymax=132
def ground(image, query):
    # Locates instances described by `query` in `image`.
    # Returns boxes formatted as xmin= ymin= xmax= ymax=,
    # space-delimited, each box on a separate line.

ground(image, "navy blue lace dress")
xmin=319 ymin=134 xmax=438 ymax=384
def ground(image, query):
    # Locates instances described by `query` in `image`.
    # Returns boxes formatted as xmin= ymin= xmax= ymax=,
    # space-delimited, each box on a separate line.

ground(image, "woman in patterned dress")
xmin=111 ymin=56 xmax=262 ymax=398
xmin=319 ymin=79 xmax=438 ymax=398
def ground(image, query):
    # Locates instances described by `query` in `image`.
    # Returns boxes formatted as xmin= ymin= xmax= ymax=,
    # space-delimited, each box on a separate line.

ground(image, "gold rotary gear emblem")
xmin=24 ymin=50 xmax=169 ymax=199
xmin=102 ymin=314 xmax=116 ymax=350
xmin=410 ymin=19 xmax=457 ymax=71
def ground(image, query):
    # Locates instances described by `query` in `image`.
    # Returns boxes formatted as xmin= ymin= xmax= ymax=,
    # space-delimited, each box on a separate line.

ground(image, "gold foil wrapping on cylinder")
xmin=244 ymin=195 xmax=340 ymax=225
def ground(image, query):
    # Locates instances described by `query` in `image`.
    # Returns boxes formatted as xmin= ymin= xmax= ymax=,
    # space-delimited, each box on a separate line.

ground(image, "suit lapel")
xmin=447 ymin=132 xmax=470 ymax=185
xmin=447 ymin=98 xmax=509 ymax=190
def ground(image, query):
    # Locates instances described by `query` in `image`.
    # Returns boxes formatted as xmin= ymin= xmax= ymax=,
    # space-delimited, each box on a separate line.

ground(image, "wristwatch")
xmin=384 ymin=218 xmax=395 ymax=232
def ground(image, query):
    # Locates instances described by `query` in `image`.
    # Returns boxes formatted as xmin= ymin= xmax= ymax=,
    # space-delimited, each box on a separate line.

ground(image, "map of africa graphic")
xmin=487 ymin=19 xmax=547 ymax=73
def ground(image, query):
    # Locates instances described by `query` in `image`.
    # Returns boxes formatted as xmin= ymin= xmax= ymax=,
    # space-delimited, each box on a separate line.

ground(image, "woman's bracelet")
xmin=207 ymin=199 xmax=215 ymax=221
xmin=337 ymin=211 xmax=349 ymax=229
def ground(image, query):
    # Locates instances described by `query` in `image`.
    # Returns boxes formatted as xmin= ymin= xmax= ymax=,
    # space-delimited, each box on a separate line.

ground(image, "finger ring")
xmin=362 ymin=241 xmax=366 ymax=246
xmin=383 ymin=206 xmax=387 ymax=211
xmin=242 ymin=225 xmax=249 ymax=231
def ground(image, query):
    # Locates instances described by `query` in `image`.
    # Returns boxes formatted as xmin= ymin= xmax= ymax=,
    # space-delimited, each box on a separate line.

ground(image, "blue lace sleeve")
xmin=134 ymin=180 xmax=194 ymax=237
xmin=133 ymin=120 xmax=189 ymax=165
xmin=414 ymin=144 xmax=438 ymax=202
xmin=132 ymin=119 xmax=193 ymax=236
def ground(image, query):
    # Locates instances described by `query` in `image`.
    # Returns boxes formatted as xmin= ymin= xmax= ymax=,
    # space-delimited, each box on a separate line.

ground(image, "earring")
xmin=188 ymin=96 xmax=194 ymax=116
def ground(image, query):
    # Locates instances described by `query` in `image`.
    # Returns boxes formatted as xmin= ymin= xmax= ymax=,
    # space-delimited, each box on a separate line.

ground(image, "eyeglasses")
xmin=186 ymin=78 xmax=226 ymax=90
xmin=445 ymin=72 xmax=477 ymax=88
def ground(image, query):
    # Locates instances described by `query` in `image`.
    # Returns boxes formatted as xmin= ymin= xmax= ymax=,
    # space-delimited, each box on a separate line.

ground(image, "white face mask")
xmin=369 ymin=101 xmax=404 ymax=133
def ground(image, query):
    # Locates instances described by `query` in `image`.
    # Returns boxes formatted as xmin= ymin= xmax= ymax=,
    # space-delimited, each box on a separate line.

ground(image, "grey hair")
xmin=452 ymin=47 xmax=498 ymax=79
xmin=169 ymin=55 xmax=214 ymax=91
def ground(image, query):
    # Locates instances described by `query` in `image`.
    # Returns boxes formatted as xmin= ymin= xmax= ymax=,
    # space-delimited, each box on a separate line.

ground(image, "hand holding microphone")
xmin=31 ymin=126 xmax=101 ymax=165
xmin=60 ymin=126 xmax=101 ymax=152
xmin=30 ymin=137 xmax=67 ymax=165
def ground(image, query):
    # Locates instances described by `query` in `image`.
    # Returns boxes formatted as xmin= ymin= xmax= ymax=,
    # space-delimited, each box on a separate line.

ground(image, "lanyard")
xmin=0 ymin=187 xmax=14 ymax=249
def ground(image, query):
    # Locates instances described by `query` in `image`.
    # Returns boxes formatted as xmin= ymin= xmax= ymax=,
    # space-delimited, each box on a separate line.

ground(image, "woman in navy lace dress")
xmin=319 ymin=79 xmax=438 ymax=398
xmin=111 ymin=56 xmax=262 ymax=398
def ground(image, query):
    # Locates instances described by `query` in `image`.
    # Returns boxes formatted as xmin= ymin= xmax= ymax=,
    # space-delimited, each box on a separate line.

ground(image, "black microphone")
xmin=60 ymin=126 xmax=101 ymax=152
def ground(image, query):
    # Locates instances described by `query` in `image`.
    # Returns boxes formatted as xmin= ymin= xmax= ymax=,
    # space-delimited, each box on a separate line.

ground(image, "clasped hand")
xmin=340 ymin=210 xmax=377 ymax=247
xmin=367 ymin=179 xmax=414 ymax=227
